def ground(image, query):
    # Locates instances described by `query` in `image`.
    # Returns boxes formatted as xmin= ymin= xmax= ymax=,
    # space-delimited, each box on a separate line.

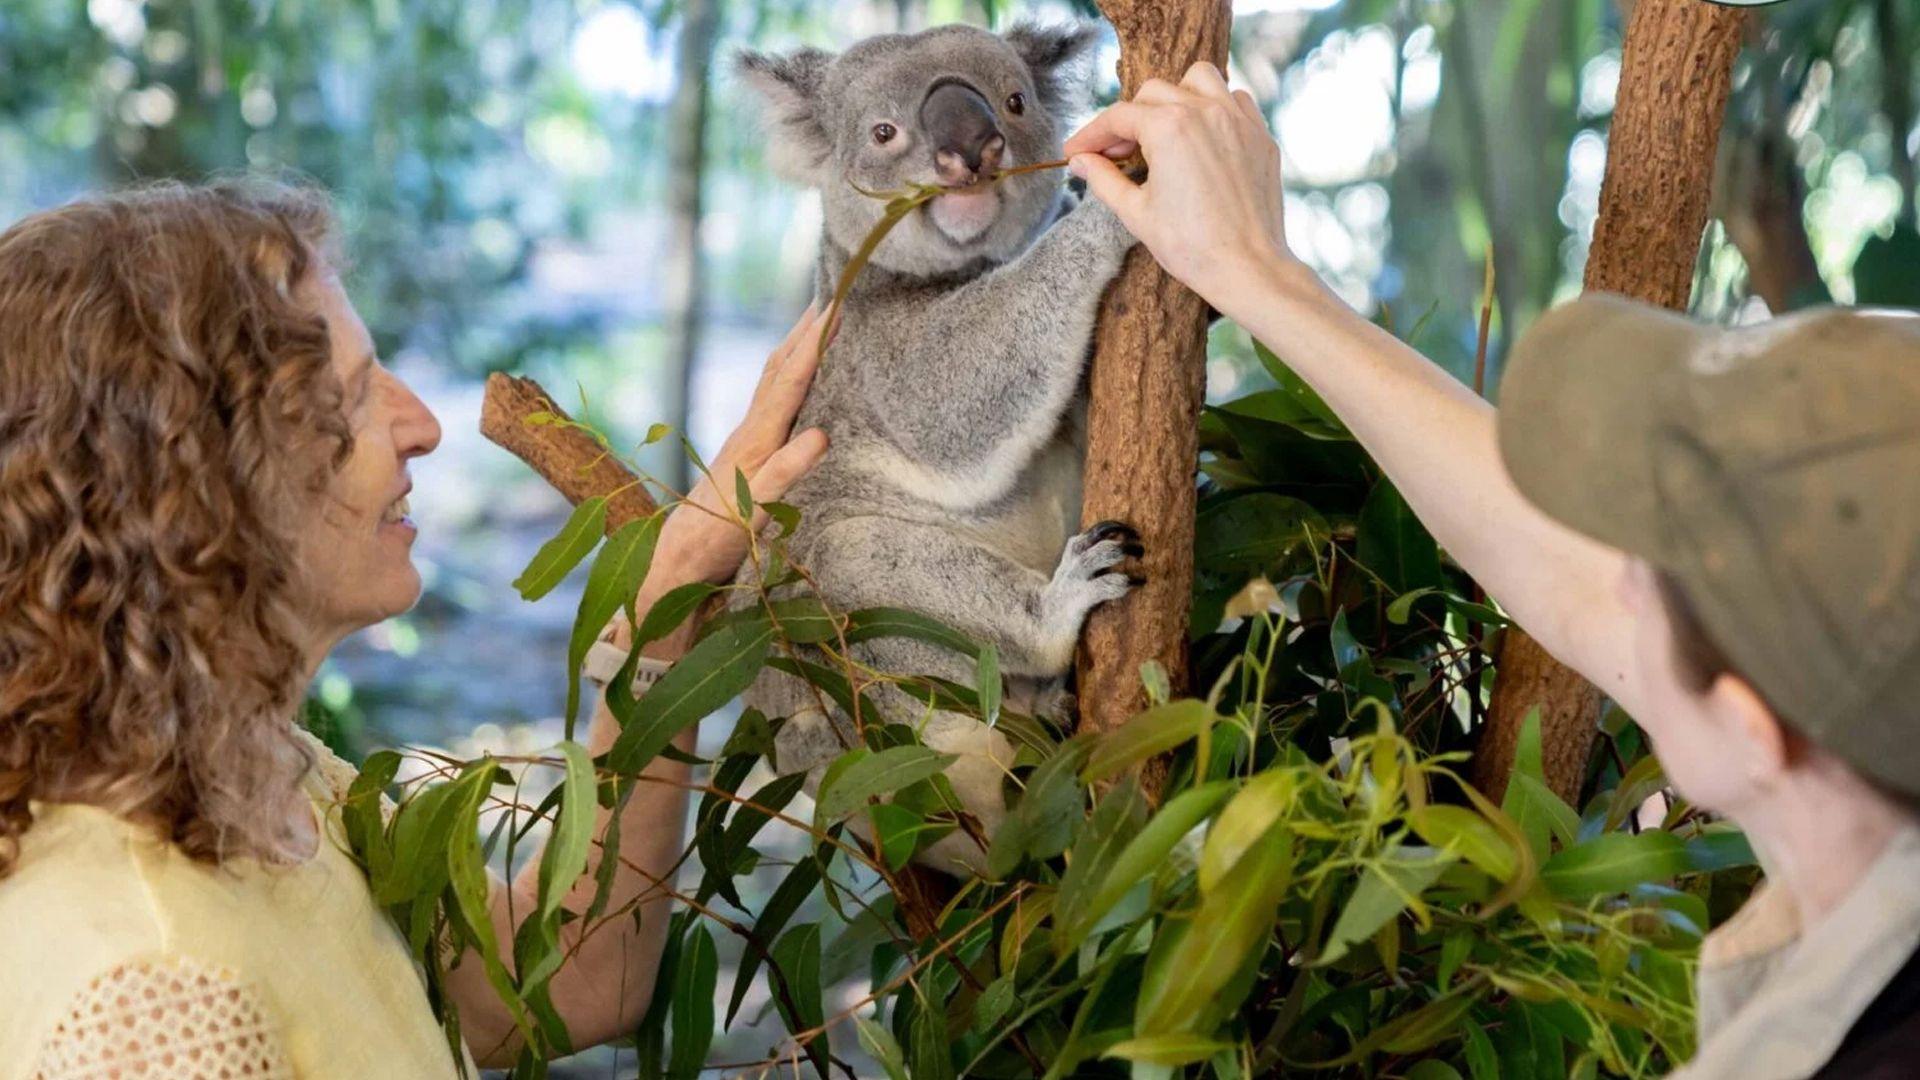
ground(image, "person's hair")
xmin=0 ymin=179 xmax=353 ymax=878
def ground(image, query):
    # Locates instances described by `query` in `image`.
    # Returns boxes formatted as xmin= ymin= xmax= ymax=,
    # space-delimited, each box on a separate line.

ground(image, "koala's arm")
xmin=867 ymin=197 xmax=1135 ymax=510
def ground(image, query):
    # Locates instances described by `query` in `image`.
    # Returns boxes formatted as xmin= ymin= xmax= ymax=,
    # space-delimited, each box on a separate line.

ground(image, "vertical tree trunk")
xmin=659 ymin=0 xmax=722 ymax=493
xmin=1475 ymin=0 xmax=1748 ymax=802
xmin=1075 ymin=1 xmax=1233 ymax=766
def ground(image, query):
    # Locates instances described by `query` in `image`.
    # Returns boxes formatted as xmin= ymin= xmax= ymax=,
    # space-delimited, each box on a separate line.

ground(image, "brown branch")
xmin=479 ymin=372 xmax=659 ymax=531
xmin=1476 ymin=0 xmax=1748 ymax=803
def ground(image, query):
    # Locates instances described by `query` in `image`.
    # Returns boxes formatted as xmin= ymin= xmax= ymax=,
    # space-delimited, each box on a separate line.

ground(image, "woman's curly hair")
xmin=0 ymin=180 xmax=354 ymax=877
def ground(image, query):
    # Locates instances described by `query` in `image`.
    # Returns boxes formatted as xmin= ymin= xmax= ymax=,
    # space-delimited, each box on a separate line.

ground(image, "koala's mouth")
xmin=926 ymin=187 xmax=1002 ymax=245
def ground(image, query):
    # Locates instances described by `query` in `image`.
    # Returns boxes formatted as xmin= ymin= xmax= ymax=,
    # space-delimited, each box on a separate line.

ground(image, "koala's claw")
xmin=1081 ymin=520 xmax=1140 ymax=548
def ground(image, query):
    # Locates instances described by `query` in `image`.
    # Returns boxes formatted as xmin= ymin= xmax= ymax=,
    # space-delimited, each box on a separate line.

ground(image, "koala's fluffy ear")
xmin=1003 ymin=22 xmax=1104 ymax=118
xmin=737 ymin=47 xmax=838 ymax=185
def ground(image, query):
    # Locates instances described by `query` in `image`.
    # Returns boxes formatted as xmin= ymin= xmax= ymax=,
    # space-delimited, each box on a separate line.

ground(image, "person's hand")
xmin=650 ymin=303 xmax=833 ymax=588
xmin=1065 ymin=63 xmax=1307 ymax=310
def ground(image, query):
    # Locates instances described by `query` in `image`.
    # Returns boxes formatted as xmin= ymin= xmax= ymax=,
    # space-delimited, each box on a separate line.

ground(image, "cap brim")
xmin=1497 ymin=293 xmax=1710 ymax=566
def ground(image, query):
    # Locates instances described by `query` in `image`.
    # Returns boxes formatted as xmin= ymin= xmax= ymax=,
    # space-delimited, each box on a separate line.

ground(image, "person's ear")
xmin=1707 ymin=672 xmax=1790 ymax=784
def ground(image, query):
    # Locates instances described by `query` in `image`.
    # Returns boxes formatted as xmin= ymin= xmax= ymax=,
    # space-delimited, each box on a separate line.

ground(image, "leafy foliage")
xmin=343 ymin=319 xmax=1757 ymax=1078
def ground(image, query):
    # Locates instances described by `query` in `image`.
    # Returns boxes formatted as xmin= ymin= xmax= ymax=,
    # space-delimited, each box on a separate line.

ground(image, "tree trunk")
xmin=658 ymin=0 xmax=722 ymax=493
xmin=1475 ymin=0 xmax=1748 ymax=803
xmin=1075 ymin=0 xmax=1232 ymax=770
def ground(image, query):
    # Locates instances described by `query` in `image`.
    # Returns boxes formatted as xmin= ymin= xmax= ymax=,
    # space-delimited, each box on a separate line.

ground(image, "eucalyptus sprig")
xmin=818 ymin=154 xmax=1143 ymax=356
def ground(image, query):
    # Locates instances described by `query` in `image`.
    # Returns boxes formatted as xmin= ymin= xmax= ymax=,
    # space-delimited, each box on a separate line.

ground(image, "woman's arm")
xmin=447 ymin=305 xmax=833 ymax=1064
xmin=1063 ymin=66 xmax=1639 ymax=710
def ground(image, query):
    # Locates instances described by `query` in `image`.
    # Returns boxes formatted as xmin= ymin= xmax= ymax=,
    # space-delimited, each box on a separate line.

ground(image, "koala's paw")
xmin=1045 ymin=519 xmax=1145 ymax=623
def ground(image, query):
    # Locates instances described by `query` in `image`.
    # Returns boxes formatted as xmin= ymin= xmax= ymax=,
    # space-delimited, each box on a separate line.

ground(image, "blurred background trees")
xmin=1 ymin=0 xmax=1912 ymax=1069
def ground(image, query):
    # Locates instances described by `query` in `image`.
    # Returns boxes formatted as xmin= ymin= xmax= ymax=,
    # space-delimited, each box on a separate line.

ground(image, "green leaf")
xmin=1317 ymin=845 xmax=1456 ymax=964
xmin=1137 ymin=821 xmax=1293 ymax=1035
xmin=1502 ymin=710 xmax=1579 ymax=860
xmin=1408 ymin=805 xmax=1519 ymax=882
xmin=1199 ymin=769 xmax=1296 ymax=893
xmin=534 ymin=740 xmax=597 ymax=925
xmin=910 ymin=1005 xmax=956 ymax=1080
xmin=856 ymin=1016 xmax=911 ymax=1080
xmin=376 ymin=779 xmax=465 ymax=904
xmin=727 ymin=852 xmax=823 ymax=1025
xmin=608 ymin=612 xmax=775 ymax=773
xmin=734 ymin=466 xmax=753 ymax=520
xmin=976 ymin=976 xmax=1017 ymax=1029
xmin=1082 ymin=700 xmax=1215 ymax=783
xmin=1193 ymin=492 xmax=1327 ymax=574
xmin=989 ymin=738 xmax=1091 ymax=878
xmin=564 ymin=514 xmax=663 ymax=731
xmin=1105 ymin=1034 xmax=1236 ymax=1067
xmin=813 ymin=745 xmax=958 ymax=824
xmin=1253 ymin=339 xmax=1344 ymax=430
xmin=1683 ymin=826 xmax=1757 ymax=873
xmin=702 ymin=595 xmax=840 ymax=646
xmin=1542 ymin=830 xmax=1690 ymax=901
xmin=976 ymin=644 xmax=1002 ymax=728
xmin=1056 ymin=780 xmax=1233 ymax=956
xmin=632 ymin=581 xmax=719 ymax=648
xmin=1054 ymin=780 xmax=1149 ymax=956
xmin=867 ymin=802 xmax=928 ymax=870
xmin=1378 ymin=992 xmax=1477 ymax=1054
xmin=668 ymin=924 xmax=717 ymax=1079
xmin=342 ymin=749 xmax=399 ymax=882
xmin=1405 ymin=1062 xmax=1466 ymax=1080
xmin=842 ymin=606 xmax=980 ymax=658
xmin=444 ymin=760 xmax=534 ymax=1045
xmin=513 ymin=496 xmax=607 ymax=600
xmin=1605 ymin=752 xmax=1668 ymax=831
xmin=768 ymin=922 xmax=825 ymax=1036
xmin=1357 ymin=479 xmax=1443 ymax=593
xmin=1386 ymin=587 xmax=1441 ymax=625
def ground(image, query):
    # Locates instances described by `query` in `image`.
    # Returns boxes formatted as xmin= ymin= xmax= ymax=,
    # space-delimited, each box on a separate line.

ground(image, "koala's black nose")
xmin=921 ymin=79 xmax=1006 ymax=185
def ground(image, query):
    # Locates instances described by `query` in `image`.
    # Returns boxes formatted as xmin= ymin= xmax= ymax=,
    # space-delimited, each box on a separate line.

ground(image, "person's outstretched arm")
xmin=449 ymin=305 xmax=833 ymax=1065
xmin=1065 ymin=65 xmax=1639 ymax=711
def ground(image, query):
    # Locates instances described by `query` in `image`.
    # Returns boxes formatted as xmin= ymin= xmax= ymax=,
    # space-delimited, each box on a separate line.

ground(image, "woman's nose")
xmin=394 ymin=381 xmax=442 ymax=459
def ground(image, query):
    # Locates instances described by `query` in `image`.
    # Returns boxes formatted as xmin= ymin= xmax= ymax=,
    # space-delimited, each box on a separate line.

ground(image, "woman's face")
xmin=298 ymin=273 xmax=442 ymax=653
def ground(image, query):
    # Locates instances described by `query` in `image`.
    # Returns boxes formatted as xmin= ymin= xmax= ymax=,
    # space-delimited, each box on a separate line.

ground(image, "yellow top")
xmin=0 ymin=733 xmax=473 ymax=1080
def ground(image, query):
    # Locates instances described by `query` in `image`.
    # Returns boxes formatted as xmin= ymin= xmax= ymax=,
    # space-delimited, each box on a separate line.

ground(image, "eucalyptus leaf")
xmin=513 ymin=496 xmax=608 ymax=601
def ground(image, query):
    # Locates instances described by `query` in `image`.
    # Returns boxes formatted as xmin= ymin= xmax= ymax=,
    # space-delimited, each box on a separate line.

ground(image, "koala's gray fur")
xmin=735 ymin=23 xmax=1139 ymax=874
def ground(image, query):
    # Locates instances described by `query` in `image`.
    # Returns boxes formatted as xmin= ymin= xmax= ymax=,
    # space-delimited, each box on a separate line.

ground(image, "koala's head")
xmin=739 ymin=23 xmax=1102 ymax=276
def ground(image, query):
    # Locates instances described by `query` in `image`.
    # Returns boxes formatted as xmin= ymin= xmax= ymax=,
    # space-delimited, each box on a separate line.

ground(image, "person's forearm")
xmin=452 ymin=574 xmax=701 ymax=1066
xmin=534 ymin=574 xmax=699 ymax=1051
xmin=1218 ymin=254 xmax=1637 ymax=704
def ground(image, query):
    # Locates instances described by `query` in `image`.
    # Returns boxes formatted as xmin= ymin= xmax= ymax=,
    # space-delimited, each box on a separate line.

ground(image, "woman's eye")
xmin=1005 ymin=92 xmax=1025 ymax=116
xmin=872 ymin=122 xmax=897 ymax=144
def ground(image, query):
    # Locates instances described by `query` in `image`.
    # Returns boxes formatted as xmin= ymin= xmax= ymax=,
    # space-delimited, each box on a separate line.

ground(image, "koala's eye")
xmin=1006 ymin=92 xmax=1026 ymax=116
xmin=872 ymin=122 xmax=898 ymax=145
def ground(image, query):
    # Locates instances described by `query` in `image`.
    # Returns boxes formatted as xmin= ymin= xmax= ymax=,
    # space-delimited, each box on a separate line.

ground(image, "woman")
xmin=0 ymin=180 xmax=829 ymax=1076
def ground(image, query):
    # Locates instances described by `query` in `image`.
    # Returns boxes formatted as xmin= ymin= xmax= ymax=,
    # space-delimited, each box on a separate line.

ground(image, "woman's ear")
xmin=736 ymin=47 xmax=838 ymax=185
xmin=1709 ymin=672 xmax=1791 ymax=784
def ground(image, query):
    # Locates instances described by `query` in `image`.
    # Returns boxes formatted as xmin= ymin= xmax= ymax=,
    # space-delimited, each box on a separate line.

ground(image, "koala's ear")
xmin=737 ymin=46 xmax=838 ymax=185
xmin=1003 ymin=22 xmax=1104 ymax=117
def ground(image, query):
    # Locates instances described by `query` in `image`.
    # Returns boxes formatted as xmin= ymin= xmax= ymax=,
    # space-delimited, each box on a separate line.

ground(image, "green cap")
xmin=1497 ymin=293 xmax=1920 ymax=797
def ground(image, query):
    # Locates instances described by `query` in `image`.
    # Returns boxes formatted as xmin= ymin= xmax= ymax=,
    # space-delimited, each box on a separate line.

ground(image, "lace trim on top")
xmin=33 ymin=956 xmax=293 ymax=1079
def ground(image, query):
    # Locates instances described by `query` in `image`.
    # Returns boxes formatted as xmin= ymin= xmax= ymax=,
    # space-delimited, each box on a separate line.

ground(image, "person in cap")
xmin=1063 ymin=63 xmax=1920 ymax=1078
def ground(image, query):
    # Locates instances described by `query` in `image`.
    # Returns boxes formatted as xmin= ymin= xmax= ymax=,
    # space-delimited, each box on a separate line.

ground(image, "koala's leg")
xmin=862 ymin=198 xmax=1137 ymax=511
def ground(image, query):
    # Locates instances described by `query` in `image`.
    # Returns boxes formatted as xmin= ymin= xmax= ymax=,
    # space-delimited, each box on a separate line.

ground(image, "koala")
xmin=734 ymin=22 xmax=1141 ymax=875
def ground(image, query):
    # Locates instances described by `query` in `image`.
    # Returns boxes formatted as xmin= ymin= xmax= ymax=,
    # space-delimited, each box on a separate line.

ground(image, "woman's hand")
xmin=650 ymin=303 xmax=832 ymax=588
xmin=1064 ymin=63 xmax=1309 ymax=315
